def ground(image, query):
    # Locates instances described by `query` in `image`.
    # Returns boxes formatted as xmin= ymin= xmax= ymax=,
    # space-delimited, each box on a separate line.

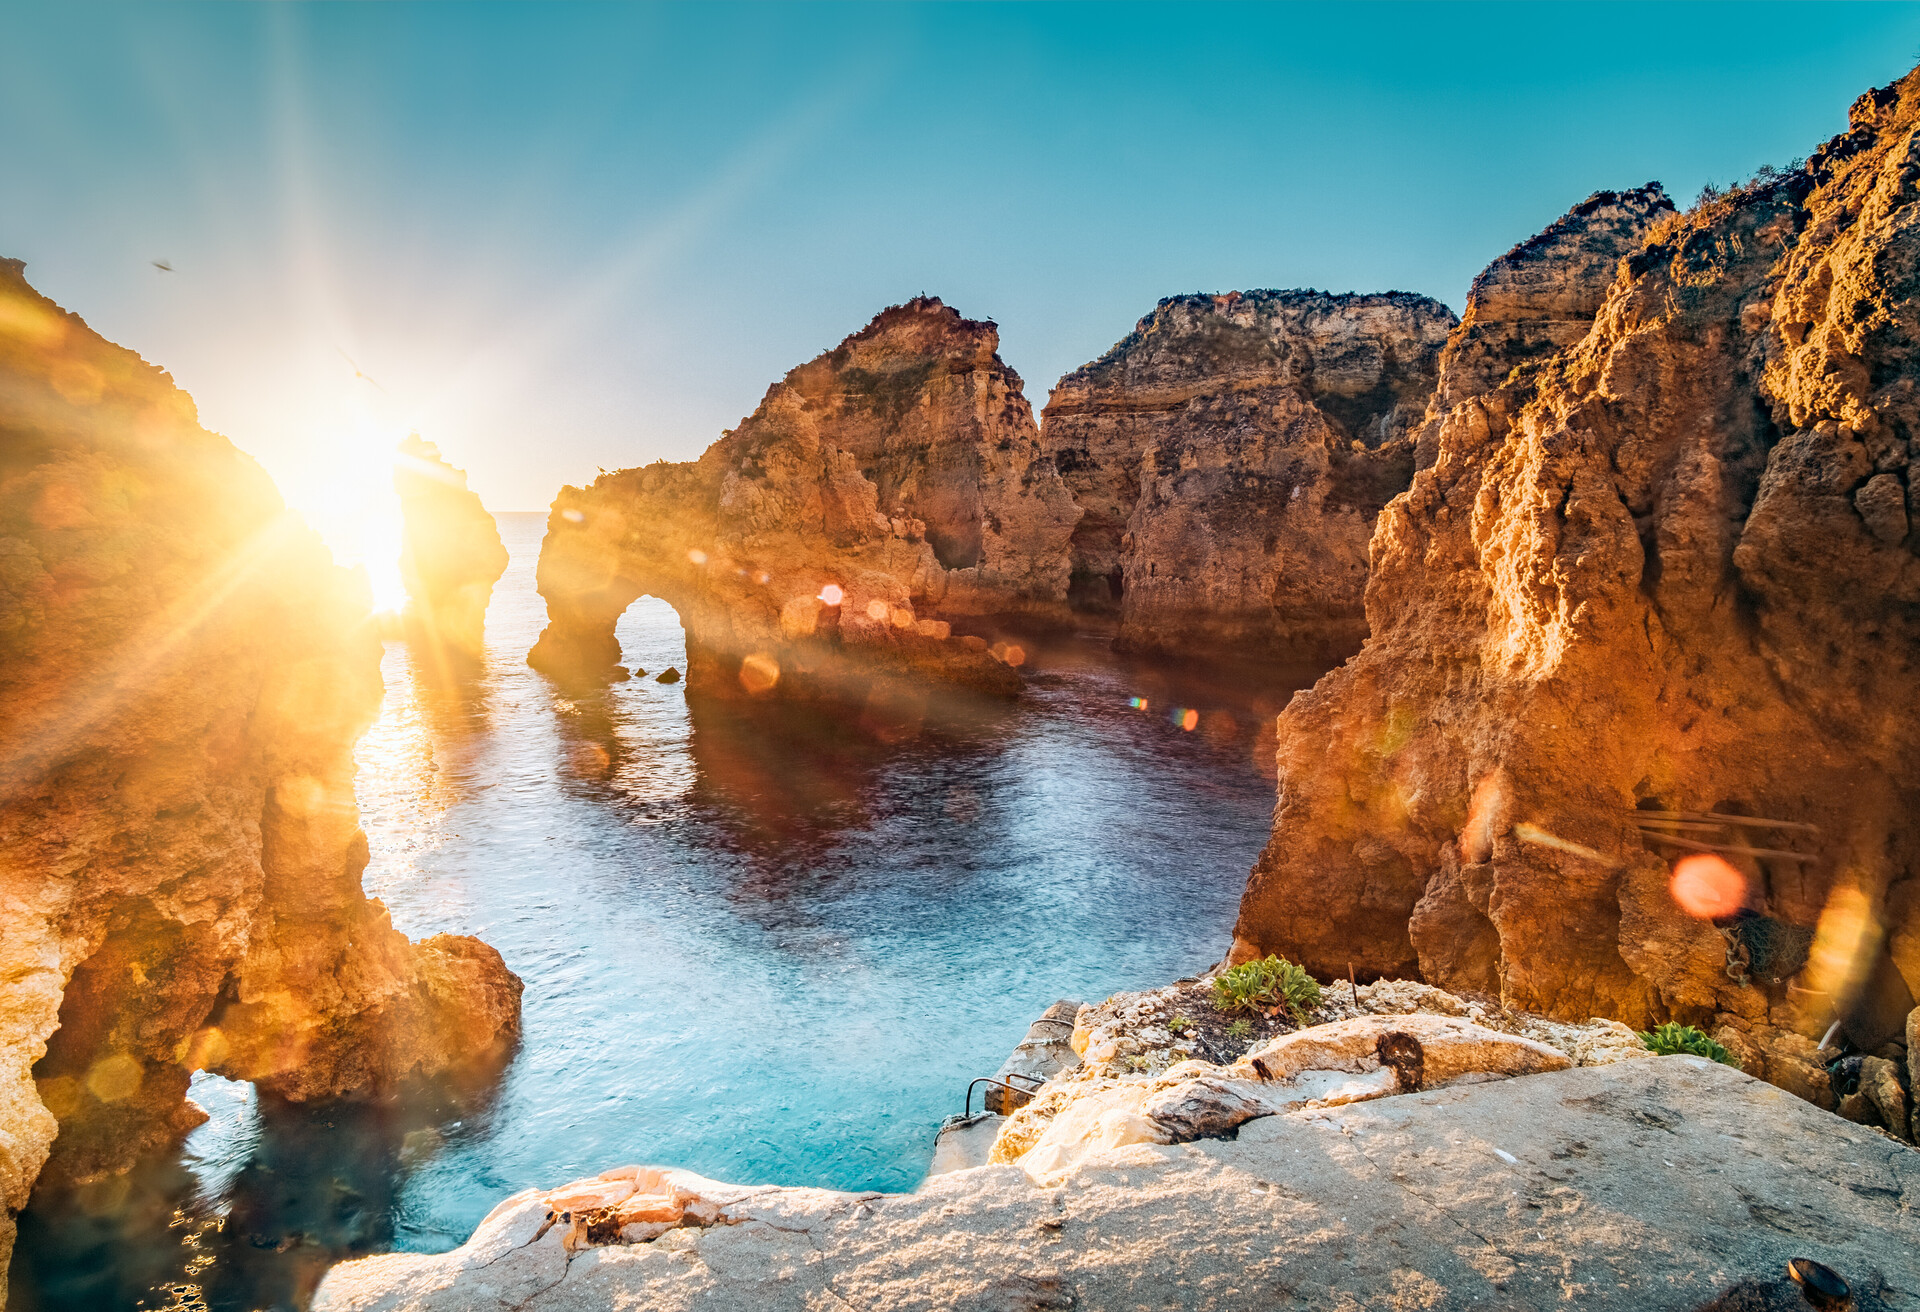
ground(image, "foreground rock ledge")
xmin=313 ymin=1059 xmax=1917 ymax=1311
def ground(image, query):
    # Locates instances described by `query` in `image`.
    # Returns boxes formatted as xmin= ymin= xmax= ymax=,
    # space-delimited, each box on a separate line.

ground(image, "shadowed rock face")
xmin=0 ymin=261 xmax=521 ymax=1287
xmin=1041 ymin=291 xmax=1456 ymax=664
xmin=1233 ymin=70 xmax=1920 ymax=1095
xmin=395 ymin=434 xmax=509 ymax=662
xmin=528 ymin=298 xmax=1077 ymax=699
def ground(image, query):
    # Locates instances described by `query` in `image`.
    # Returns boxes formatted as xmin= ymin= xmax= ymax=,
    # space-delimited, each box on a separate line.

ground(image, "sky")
xmin=4 ymin=2 xmax=1917 ymax=535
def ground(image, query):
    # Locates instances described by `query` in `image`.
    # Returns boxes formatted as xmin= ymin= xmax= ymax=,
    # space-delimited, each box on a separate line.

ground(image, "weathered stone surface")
xmin=1067 ymin=973 xmax=1650 ymax=1082
xmin=1041 ymin=291 xmax=1454 ymax=663
xmin=985 ymin=997 xmax=1081 ymax=1114
xmin=528 ymin=298 xmax=1076 ymax=699
xmin=0 ymin=261 xmax=521 ymax=1290
xmin=1860 ymin=1055 xmax=1910 ymax=1141
xmin=1232 ymin=70 xmax=1920 ymax=1099
xmin=312 ymin=1059 xmax=1920 ymax=1311
xmin=1910 ymin=1007 xmax=1920 ymax=1140
xmin=393 ymin=434 xmax=508 ymax=661
xmin=995 ymin=993 xmax=1608 ymax=1178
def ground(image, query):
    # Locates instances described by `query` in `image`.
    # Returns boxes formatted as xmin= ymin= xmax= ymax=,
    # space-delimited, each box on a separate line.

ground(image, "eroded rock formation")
xmin=1041 ymin=291 xmax=1455 ymax=664
xmin=312 ymin=1042 xmax=1920 ymax=1310
xmin=394 ymin=433 xmax=509 ymax=661
xmin=529 ymin=298 xmax=1077 ymax=699
xmin=0 ymin=261 xmax=521 ymax=1285
xmin=1234 ymin=70 xmax=1920 ymax=1100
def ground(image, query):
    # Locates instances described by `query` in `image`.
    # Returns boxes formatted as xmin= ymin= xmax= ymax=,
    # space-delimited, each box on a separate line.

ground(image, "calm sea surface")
xmin=14 ymin=512 xmax=1308 ymax=1311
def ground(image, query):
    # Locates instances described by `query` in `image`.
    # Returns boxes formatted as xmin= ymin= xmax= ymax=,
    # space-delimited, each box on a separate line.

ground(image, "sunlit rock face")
xmin=528 ymin=298 xmax=1076 ymax=698
xmin=1040 ymin=291 xmax=1456 ymax=664
xmin=395 ymin=433 xmax=509 ymax=662
xmin=0 ymin=261 xmax=522 ymax=1284
xmin=1233 ymin=70 xmax=1920 ymax=1095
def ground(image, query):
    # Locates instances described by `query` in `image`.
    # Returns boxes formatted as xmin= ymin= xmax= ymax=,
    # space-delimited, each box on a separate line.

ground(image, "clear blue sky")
xmin=5 ymin=2 xmax=1916 ymax=514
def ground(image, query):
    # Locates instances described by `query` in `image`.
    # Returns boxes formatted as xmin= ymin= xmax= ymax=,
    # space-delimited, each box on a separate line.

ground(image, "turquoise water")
xmin=13 ymin=513 xmax=1307 ymax=1311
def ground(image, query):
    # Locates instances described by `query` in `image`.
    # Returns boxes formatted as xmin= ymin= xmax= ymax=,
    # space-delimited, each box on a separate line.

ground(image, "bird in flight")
xmin=338 ymin=349 xmax=387 ymax=392
xmin=151 ymin=259 xmax=173 ymax=272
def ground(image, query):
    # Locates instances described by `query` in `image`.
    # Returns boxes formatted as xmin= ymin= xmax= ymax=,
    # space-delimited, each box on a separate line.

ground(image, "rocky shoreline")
xmin=6 ymin=54 xmax=1920 ymax=1312
xmin=311 ymin=981 xmax=1919 ymax=1310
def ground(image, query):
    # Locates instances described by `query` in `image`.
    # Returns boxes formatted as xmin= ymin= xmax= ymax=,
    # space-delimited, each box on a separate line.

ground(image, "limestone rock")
xmin=1856 ymin=470 xmax=1910 ymax=543
xmin=0 ymin=261 xmax=521 ymax=1287
xmin=528 ymin=298 xmax=1076 ymax=699
xmin=394 ymin=434 xmax=509 ymax=661
xmin=1041 ymin=291 xmax=1455 ymax=664
xmin=1910 ymin=1006 xmax=1920 ymax=1140
xmin=985 ymin=998 xmax=1081 ymax=1115
xmin=1232 ymin=69 xmax=1920 ymax=1104
xmin=998 ymin=998 xmax=1593 ymax=1178
xmin=310 ymin=1059 xmax=1920 ymax=1312
xmin=1859 ymin=1055 xmax=1909 ymax=1141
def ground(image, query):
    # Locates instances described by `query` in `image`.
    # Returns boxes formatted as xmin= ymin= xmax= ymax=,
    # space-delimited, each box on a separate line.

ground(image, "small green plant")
xmin=1166 ymin=1016 xmax=1191 ymax=1035
xmin=1638 ymin=1022 xmax=1739 ymax=1067
xmin=1226 ymin=1018 xmax=1253 ymax=1041
xmin=1212 ymin=955 xmax=1322 ymax=1023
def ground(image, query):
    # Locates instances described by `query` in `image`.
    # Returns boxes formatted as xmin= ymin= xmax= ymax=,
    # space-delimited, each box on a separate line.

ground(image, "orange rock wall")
xmin=1234 ymin=74 xmax=1920 ymax=1102
xmin=0 ymin=262 xmax=521 ymax=1288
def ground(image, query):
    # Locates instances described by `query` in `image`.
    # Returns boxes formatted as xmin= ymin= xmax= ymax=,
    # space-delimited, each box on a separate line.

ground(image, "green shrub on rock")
xmin=1212 ymin=955 xmax=1321 ymax=1023
xmin=1638 ymin=1022 xmax=1739 ymax=1067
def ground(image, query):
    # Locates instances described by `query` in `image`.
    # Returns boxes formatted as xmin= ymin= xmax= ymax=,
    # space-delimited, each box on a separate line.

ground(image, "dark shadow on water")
xmin=10 ymin=1063 xmax=510 ymax=1312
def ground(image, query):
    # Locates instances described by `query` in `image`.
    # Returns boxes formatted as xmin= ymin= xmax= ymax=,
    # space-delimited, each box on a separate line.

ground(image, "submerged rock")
xmin=394 ymin=433 xmax=509 ymax=662
xmin=0 ymin=261 xmax=521 ymax=1281
xmin=1232 ymin=69 xmax=1920 ymax=1096
xmin=310 ymin=1058 xmax=1920 ymax=1311
xmin=1041 ymin=291 xmax=1455 ymax=663
xmin=528 ymin=298 xmax=1077 ymax=700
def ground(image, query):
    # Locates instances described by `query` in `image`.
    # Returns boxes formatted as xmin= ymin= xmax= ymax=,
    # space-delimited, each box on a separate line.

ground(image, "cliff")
xmin=394 ymin=434 xmax=509 ymax=662
xmin=1041 ymin=291 xmax=1455 ymax=664
xmin=1233 ymin=69 xmax=1920 ymax=1105
xmin=528 ymin=298 xmax=1078 ymax=698
xmin=0 ymin=261 xmax=522 ymax=1294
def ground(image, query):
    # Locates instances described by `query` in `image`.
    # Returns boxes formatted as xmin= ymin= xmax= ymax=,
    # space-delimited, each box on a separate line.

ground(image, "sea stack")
xmin=1232 ymin=70 xmax=1920 ymax=1103
xmin=394 ymin=433 xmax=509 ymax=662
xmin=0 ymin=261 xmax=522 ymax=1277
xmin=1041 ymin=291 xmax=1456 ymax=665
xmin=528 ymin=297 xmax=1079 ymax=698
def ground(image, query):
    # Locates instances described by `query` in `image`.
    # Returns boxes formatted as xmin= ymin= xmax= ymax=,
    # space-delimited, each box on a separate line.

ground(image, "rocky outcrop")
xmin=528 ymin=299 xmax=1078 ymax=699
xmin=1233 ymin=69 xmax=1920 ymax=1099
xmin=0 ymin=261 xmax=522 ymax=1291
xmin=394 ymin=434 xmax=508 ymax=661
xmin=1041 ymin=291 xmax=1455 ymax=664
xmin=310 ymin=1057 xmax=1920 ymax=1311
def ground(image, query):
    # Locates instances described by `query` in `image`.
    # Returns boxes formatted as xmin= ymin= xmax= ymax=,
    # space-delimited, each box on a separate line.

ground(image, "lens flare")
xmin=1129 ymin=696 xmax=1149 ymax=711
xmin=1669 ymin=854 xmax=1747 ymax=920
xmin=817 ymin=584 xmax=843 ymax=605
xmin=739 ymin=652 xmax=780 ymax=694
xmin=1460 ymin=771 xmax=1507 ymax=863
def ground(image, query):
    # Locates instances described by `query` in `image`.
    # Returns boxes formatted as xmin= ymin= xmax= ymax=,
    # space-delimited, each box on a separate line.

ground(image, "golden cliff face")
xmin=1042 ymin=291 xmax=1456 ymax=666
xmin=1233 ymin=70 xmax=1920 ymax=1103
xmin=528 ymin=297 xmax=1078 ymax=700
xmin=0 ymin=262 xmax=521 ymax=1288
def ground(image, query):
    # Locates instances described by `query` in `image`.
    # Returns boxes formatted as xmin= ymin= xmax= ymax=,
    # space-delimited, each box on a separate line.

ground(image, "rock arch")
xmin=529 ymin=299 xmax=1079 ymax=700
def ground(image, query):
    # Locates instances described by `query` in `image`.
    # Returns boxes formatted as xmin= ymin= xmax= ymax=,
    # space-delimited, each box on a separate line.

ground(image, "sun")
xmin=279 ymin=412 xmax=413 ymax=618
